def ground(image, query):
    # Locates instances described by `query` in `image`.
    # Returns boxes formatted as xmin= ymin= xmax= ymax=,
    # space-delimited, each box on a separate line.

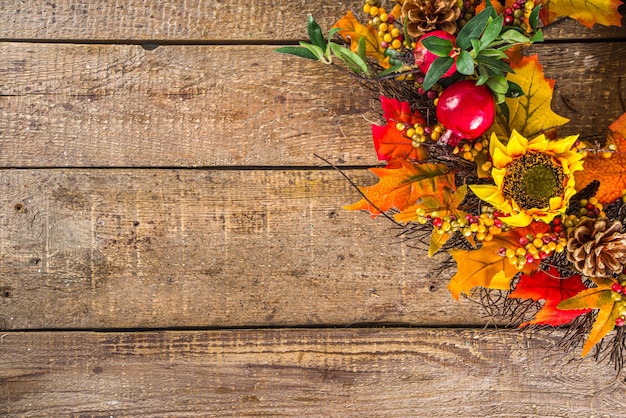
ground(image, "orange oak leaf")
xmin=373 ymin=96 xmax=428 ymax=167
xmin=558 ymin=276 xmax=621 ymax=357
xmin=490 ymin=54 xmax=569 ymax=140
xmin=332 ymin=10 xmax=391 ymax=68
xmin=343 ymin=160 xmax=455 ymax=217
xmin=509 ymin=267 xmax=591 ymax=326
xmin=539 ymin=0 xmax=624 ymax=28
xmin=447 ymin=221 xmax=550 ymax=300
xmin=574 ymin=112 xmax=626 ymax=203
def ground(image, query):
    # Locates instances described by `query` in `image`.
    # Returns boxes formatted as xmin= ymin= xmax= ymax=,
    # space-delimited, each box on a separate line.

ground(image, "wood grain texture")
xmin=0 ymin=168 xmax=500 ymax=330
xmin=1 ymin=328 xmax=624 ymax=417
xmin=0 ymin=0 xmax=623 ymax=42
xmin=1 ymin=42 xmax=625 ymax=167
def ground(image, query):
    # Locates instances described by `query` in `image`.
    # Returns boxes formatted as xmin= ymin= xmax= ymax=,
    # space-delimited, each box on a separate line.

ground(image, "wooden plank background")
xmin=1 ymin=0 xmax=626 ymax=415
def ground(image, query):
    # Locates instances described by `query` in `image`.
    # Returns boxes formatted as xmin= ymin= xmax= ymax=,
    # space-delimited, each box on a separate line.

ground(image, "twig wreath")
xmin=278 ymin=0 xmax=626 ymax=369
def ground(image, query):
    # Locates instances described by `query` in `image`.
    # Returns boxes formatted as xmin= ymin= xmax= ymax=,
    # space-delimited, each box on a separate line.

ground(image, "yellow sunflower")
xmin=470 ymin=130 xmax=584 ymax=227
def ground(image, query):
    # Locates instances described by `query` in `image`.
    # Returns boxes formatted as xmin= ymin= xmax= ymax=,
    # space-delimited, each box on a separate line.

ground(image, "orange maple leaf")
xmin=373 ymin=96 xmax=428 ymax=167
xmin=447 ymin=221 xmax=550 ymax=300
xmin=574 ymin=112 xmax=626 ymax=203
xmin=540 ymin=0 xmax=623 ymax=28
xmin=478 ymin=0 xmax=624 ymax=28
xmin=344 ymin=160 xmax=455 ymax=217
xmin=558 ymin=276 xmax=621 ymax=357
xmin=332 ymin=10 xmax=391 ymax=68
xmin=490 ymin=54 xmax=569 ymax=140
xmin=509 ymin=267 xmax=591 ymax=326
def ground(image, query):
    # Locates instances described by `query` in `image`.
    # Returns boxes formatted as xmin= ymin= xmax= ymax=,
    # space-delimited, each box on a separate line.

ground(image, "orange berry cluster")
xmin=395 ymin=121 xmax=445 ymax=147
xmin=452 ymin=138 xmax=489 ymax=165
xmin=363 ymin=0 xmax=412 ymax=50
xmin=416 ymin=206 xmax=506 ymax=244
xmin=499 ymin=219 xmax=567 ymax=270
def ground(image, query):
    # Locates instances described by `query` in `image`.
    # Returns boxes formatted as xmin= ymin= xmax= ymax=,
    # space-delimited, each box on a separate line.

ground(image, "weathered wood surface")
xmin=0 ymin=168 xmax=499 ymax=330
xmin=1 ymin=328 xmax=624 ymax=417
xmin=0 ymin=0 xmax=624 ymax=41
xmin=2 ymin=1 xmax=626 ymax=416
xmin=1 ymin=41 xmax=625 ymax=168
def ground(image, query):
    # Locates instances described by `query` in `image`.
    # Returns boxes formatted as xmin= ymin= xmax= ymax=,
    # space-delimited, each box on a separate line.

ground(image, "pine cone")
xmin=402 ymin=0 xmax=462 ymax=38
xmin=567 ymin=217 xmax=626 ymax=278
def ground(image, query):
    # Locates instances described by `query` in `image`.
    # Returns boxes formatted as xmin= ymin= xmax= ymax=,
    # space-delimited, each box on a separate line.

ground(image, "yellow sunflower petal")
xmin=488 ymin=132 xmax=507 ymax=159
xmin=492 ymin=147 xmax=513 ymax=169
xmin=527 ymin=133 xmax=548 ymax=153
xmin=507 ymin=130 xmax=529 ymax=158
xmin=491 ymin=167 xmax=506 ymax=187
xmin=543 ymin=134 xmax=580 ymax=155
xmin=549 ymin=196 xmax=564 ymax=210
xmin=500 ymin=211 xmax=534 ymax=227
xmin=469 ymin=184 xmax=507 ymax=207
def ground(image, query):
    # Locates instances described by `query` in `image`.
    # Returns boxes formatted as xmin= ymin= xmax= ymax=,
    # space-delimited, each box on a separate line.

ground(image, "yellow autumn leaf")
xmin=490 ymin=54 xmax=569 ymax=140
xmin=332 ymin=10 xmax=391 ymax=69
xmin=557 ymin=277 xmax=620 ymax=357
xmin=540 ymin=0 xmax=623 ymax=28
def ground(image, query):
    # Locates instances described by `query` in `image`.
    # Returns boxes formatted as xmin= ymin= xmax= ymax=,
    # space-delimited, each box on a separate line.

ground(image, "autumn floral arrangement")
xmin=278 ymin=0 xmax=625 ymax=367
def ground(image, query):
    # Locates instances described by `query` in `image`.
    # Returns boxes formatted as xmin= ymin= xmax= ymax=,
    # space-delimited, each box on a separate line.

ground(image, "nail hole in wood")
xmin=14 ymin=203 xmax=24 ymax=212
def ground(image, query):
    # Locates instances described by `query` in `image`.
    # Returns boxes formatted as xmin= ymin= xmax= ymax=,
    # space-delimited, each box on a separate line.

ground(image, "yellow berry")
xmin=391 ymin=39 xmax=401 ymax=49
xmin=516 ymin=247 xmax=527 ymax=257
xmin=370 ymin=6 xmax=379 ymax=16
xmin=379 ymin=22 xmax=388 ymax=32
xmin=363 ymin=4 xmax=371 ymax=13
xmin=395 ymin=122 xmax=405 ymax=131
xmin=430 ymin=131 xmax=441 ymax=141
xmin=383 ymin=33 xmax=393 ymax=43
xmin=391 ymin=27 xmax=400 ymax=38
xmin=532 ymin=238 xmax=543 ymax=248
xmin=380 ymin=13 xmax=389 ymax=22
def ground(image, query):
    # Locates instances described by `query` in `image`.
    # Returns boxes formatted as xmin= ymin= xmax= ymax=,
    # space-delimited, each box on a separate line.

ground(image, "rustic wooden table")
xmin=1 ymin=1 xmax=626 ymax=416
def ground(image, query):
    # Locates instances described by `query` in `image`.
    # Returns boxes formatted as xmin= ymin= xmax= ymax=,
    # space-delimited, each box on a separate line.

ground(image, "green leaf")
xmin=456 ymin=50 xmax=475 ymax=75
xmin=476 ymin=55 xmax=513 ymax=74
xmin=300 ymin=42 xmax=327 ymax=62
xmin=377 ymin=62 xmax=404 ymax=78
xmin=480 ymin=15 xmax=504 ymax=50
xmin=423 ymin=56 xmax=454 ymax=91
xmin=457 ymin=8 xmax=492 ymax=49
xmin=501 ymin=29 xmax=531 ymax=44
xmin=505 ymin=81 xmax=524 ymax=98
xmin=275 ymin=46 xmax=319 ymax=60
xmin=487 ymin=75 xmax=509 ymax=94
xmin=421 ymin=37 xmax=454 ymax=57
xmin=477 ymin=64 xmax=490 ymax=85
xmin=357 ymin=36 xmax=367 ymax=62
xmin=470 ymin=38 xmax=482 ymax=56
xmin=307 ymin=15 xmax=326 ymax=50
xmin=530 ymin=29 xmax=544 ymax=43
xmin=479 ymin=48 xmax=508 ymax=59
xmin=499 ymin=102 xmax=510 ymax=126
xmin=329 ymin=42 xmax=369 ymax=75
xmin=529 ymin=5 xmax=541 ymax=32
xmin=494 ymin=91 xmax=506 ymax=104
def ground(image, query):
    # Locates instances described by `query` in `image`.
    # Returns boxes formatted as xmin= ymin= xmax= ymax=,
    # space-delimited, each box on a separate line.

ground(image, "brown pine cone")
xmin=402 ymin=0 xmax=462 ymax=38
xmin=567 ymin=217 xmax=626 ymax=278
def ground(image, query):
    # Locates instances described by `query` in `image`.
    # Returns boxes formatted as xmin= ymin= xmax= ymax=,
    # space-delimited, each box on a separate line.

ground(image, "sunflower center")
xmin=502 ymin=152 xmax=566 ymax=210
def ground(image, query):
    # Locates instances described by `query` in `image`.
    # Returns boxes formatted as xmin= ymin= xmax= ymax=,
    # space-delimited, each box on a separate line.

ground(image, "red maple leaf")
xmin=373 ymin=96 xmax=428 ymax=167
xmin=509 ymin=267 xmax=591 ymax=326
